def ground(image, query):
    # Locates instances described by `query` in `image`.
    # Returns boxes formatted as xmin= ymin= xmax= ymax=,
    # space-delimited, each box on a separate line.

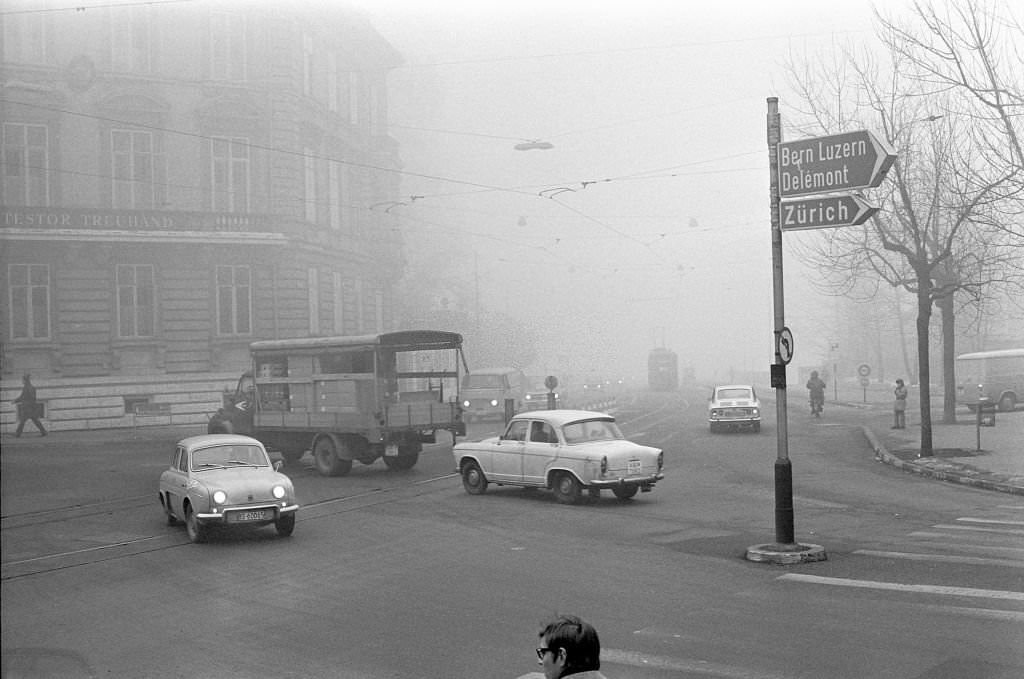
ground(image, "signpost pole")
xmin=767 ymin=98 xmax=794 ymax=546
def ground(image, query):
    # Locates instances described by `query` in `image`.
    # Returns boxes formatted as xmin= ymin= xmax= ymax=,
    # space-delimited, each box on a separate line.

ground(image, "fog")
xmin=346 ymin=0 xmax=883 ymax=384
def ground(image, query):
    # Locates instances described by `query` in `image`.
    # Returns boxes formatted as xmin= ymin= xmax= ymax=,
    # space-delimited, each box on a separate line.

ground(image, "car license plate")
xmin=627 ymin=459 xmax=641 ymax=474
xmin=385 ymin=444 xmax=399 ymax=457
xmin=230 ymin=510 xmax=267 ymax=523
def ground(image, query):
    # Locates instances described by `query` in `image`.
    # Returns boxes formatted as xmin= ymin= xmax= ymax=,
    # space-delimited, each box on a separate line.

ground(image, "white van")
xmin=955 ymin=348 xmax=1024 ymax=412
xmin=460 ymin=367 xmax=527 ymax=422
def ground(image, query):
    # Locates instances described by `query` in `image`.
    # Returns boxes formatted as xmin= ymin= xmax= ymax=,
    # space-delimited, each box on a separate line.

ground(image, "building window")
xmin=374 ymin=288 xmax=384 ymax=333
xmin=110 ymin=5 xmax=154 ymax=73
xmin=117 ymin=264 xmax=155 ymax=338
xmin=111 ymin=129 xmax=165 ymax=209
xmin=3 ymin=10 xmax=47 ymax=64
xmin=302 ymin=34 xmax=314 ymax=97
xmin=304 ymin=148 xmax=317 ymax=223
xmin=347 ymin=71 xmax=360 ymax=125
xmin=216 ymin=265 xmax=251 ymax=336
xmin=328 ymin=160 xmax=341 ymax=229
xmin=210 ymin=11 xmax=246 ymax=80
xmin=333 ymin=272 xmax=344 ymax=334
xmin=8 ymin=264 xmax=50 ymax=340
xmin=308 ymin=268 xmax=320 ymax=335
xmin=354 ymin=279 xmax=364 ymax=333
xmin=211 ymin=137 xmax=250 ymax=212
xmin=327 ymin=52 xmax=339 ymax=112
xmin=2 ymin=123 xmax=50 ymax=206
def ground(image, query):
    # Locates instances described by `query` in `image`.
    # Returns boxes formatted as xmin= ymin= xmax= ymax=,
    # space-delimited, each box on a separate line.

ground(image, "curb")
xmin=861 ymin=426 xmax=1024 ymax=496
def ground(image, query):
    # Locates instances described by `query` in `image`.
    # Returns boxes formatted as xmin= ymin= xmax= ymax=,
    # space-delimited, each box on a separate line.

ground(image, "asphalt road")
xmin=2 ymin=388 xmax=1022 ymax=678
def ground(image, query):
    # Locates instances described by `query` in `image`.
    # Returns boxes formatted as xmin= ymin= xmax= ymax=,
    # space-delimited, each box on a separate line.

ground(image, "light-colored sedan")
xmin=708 ymin=384 xmax=761 ymax=433
xmin=453 ymin=410 xmax=664 ymax=504
xmin=159 ymin=434 xmax=299 ymax=543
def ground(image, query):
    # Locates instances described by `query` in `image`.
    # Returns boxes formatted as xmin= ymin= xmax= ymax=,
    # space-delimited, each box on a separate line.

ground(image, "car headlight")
xmin=463 ymin=400 xmax=470 ymax=408
xmin=213 ymin=490 xmax=227 ymax=505
xmin=272 ymin=485 xmax=286 ymax=499
xmin=489 ymin=399 xmax=498 ymax=407
xmin=525 ymin=394 xmax=533 ymax=400
xmin=752 ymin=408 xmax=760 ymax=416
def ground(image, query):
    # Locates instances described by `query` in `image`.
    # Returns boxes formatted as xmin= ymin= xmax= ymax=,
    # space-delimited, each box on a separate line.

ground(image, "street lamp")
xmin=513 ymin=140 xmax=554 ymax=151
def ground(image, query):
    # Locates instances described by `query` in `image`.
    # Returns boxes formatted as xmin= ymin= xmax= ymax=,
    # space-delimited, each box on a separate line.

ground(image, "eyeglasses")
xmin=535 ymin=647 xmax=556 ymax=660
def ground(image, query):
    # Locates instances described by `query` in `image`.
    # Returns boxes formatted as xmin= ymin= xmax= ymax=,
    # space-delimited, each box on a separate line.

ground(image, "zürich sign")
xmin=779 ymin=130 xmax=896 ymax=198
xmin=780 ymin=193 xmax=878 ymax=231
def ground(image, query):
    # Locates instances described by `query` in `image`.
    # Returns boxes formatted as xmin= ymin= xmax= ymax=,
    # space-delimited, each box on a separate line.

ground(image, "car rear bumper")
xmin=589 ymin=473 xmax=664 ymax=489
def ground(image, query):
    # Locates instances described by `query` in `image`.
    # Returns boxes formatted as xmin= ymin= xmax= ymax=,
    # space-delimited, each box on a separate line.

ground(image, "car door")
xmin=489 ymin=420 xmax=527 ymax=483
xmin=522 ymin=420 xmax=558 ymax=486
xmin=162 ymin=445 xmax=190 ymax=518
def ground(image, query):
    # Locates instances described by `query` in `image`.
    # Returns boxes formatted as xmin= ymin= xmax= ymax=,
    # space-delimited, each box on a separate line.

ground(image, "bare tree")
xmin=784 ymin=0 xmax=1022 ymax=455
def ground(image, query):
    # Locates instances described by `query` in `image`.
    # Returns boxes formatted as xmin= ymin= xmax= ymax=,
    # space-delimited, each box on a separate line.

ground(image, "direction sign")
xmin=779 ymin=130 xmax=896 ymax=198
xmin=780 ymin=193 xmax=878 ymax=231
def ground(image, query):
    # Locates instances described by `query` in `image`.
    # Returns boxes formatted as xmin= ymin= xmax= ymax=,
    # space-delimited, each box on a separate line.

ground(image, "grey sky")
xmin=345 ymin=0 xmax=888 ymax=381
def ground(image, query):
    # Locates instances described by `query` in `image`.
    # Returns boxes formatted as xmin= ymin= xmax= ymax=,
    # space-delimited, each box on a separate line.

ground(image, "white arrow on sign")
xmin=779 ymin=130 xmax=897 ymax=198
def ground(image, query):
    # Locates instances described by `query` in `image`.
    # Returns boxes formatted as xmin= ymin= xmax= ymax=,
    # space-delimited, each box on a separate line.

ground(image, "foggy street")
xmin=3 ymin=387 xmax=1022 ymax=678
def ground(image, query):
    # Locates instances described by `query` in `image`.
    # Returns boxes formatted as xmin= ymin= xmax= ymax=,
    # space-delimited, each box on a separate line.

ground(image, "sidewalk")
xmin=855 ymin=403 xmax=1024 ymax=496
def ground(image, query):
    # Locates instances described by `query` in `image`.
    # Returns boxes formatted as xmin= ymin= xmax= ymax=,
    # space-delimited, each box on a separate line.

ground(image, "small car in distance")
xmin=159 ymin=434 xmax=299 ymax=543
xmin=708 ymin=384 xmax=761 ymax=433
xmin=453 ymin=410 xmax=664 ymax=504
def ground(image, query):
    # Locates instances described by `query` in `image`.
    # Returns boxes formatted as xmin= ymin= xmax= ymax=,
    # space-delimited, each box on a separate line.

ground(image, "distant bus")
xmin=955 ymin=348 xmax=1024 ymax=412
xmin=648 ymin=347 xmax=679 ymax=391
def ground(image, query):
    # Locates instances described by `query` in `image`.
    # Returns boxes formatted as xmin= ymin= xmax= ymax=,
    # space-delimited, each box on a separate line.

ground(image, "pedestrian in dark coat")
xmin=14 ymin=373 xmax=47 ymax=437
xmin=893 ymin=378 xmax=908 ymax=429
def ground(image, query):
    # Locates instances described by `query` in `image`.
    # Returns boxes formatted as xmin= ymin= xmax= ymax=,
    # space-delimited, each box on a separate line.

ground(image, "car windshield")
xmin=561 ymin=419 xmax=623 ymax=444
xmin=463 ymin=374 xmax=505 ymax=389
xmin=717 ymin=388 xmax=752 ymax=400
xmin=191 ymin=444 xmax=269 ymax=470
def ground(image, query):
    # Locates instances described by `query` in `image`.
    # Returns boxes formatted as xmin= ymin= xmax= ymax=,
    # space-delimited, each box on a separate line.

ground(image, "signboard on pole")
xmin=779 ymin=130 xmax=896 ymax=198
xmin=780 ymin=193 xmax=878 ymax=231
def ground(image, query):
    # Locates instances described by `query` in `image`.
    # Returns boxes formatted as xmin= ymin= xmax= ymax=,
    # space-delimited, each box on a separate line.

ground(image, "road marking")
xmin=603 ymin=648 xmax=792 ymax=679
xmin=957 ymin=517 xmax=1024 ymax=527
xmin=3 ymin=535 xmax=170 ymax=566
xmin=932 ymin=523 xmax=1024 ymax=536
xmin=914 ymin=603 xmax=1024 ymax=622
xmin=778 ymin=573 xmax=1024 ymax=601
xmin=853 ymin=549 xmax=1024 ymax=568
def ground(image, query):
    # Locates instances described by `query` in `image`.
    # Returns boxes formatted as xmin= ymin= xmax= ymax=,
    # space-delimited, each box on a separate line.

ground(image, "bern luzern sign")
xmin=780 ymin=193 xmax=878 ymax=231
xmin=778 ymin=130 xmax=896 ymax=198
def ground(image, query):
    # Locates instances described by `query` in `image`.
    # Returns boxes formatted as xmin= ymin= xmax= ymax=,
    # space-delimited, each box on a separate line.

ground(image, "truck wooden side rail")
xmin=208 ymin=330 xmax=467 ymax=476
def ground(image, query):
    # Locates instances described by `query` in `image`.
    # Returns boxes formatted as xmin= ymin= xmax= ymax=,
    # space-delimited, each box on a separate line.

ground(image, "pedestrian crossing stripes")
xmin=776 ymin=573 xmax=1024 ymax=600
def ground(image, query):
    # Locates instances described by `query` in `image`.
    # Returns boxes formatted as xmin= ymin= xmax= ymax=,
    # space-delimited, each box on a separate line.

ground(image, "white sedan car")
xmin=708 ymin=384 xmax=761 ymax=433
xmin=453 ymin=410 xmax=664 ymax=504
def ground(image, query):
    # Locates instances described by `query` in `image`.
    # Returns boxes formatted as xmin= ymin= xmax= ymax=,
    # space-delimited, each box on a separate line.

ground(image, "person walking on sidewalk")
xmin=13 ymin=373 xmax=47 ymax=437
xmin=893 ymin=378 xmax=908 ymax=429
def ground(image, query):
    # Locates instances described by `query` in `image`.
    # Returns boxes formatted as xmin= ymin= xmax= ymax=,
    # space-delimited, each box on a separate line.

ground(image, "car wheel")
xmin=553 ymin=473 xmax=581 ymax=505
xmin=313 ymin=435 xmax=352 ymax=477
xmin=275 ymin=513 xmax=296 ymax=537
xmin=461 ymin=461 xmax=488 ymax=495
xmin=611 ymin=484 xmax=639 ymax=500
xmin=709 ymin=422 xmax=718 ymax=434
xmin=280 ymin=449 xmax=305 ymax=465
xmin=383 ymin=451 xmax=419 ymax=470
xmin=185 ymin=505 xmax=208 ymax=544
xmin=753 ymin=422 xmax=761 ymax=433
xmin=998 ymin=394 xmax=1016 ymax=412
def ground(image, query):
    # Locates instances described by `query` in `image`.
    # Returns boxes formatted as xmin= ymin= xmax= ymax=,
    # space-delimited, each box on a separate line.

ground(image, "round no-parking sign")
xmin=858 ymin=363 xmax=871 ymax=378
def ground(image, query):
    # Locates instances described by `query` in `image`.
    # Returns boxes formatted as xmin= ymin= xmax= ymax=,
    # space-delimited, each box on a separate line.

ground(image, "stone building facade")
xmin=1 ymin=2 xmax=408 ymax=431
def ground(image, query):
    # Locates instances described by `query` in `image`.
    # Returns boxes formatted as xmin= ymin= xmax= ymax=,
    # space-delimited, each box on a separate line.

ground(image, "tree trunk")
xmin=916 ymin=276 xmax=934 ymax=456
xmin=937 ymin=295 xmax=958 ymax=424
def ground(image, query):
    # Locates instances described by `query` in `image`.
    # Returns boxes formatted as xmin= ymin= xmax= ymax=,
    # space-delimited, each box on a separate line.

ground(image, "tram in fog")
xmin=648 ymin=347 xmax=679 ymax=391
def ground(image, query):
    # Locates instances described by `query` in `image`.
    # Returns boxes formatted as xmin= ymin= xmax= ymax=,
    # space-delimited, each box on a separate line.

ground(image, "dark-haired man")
xmin=536 ymin=614 xmax=606 ymax=679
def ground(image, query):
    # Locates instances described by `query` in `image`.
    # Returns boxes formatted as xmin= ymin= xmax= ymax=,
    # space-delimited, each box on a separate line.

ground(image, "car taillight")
xmin=657 ymin=452 xmax=664 ymax=470
xmin=601 ymin=456 xmax=607 ymax=475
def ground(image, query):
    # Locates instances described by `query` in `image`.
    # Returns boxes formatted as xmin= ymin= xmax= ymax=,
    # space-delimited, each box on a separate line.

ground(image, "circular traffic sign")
xmin=544 ymin=375 xmax=559 ymax=390
xmin=859 ymin=376 xmax=870 ymax=388
xmin=858 ymin=363 xmax=871 ymax=377
xmin=776 ymin=327 xmax=794 ymax=364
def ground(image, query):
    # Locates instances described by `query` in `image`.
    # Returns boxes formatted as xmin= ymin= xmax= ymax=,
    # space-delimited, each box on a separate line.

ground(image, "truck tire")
xmin=382 ymin=440 xmax=421 ymax=471
xmin=313 ymin=434 xmax=352 ymax=477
